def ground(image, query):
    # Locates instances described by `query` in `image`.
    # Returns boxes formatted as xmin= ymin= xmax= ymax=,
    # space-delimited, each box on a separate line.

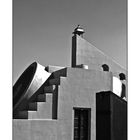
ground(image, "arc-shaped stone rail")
xmin=13 ymin=62 xmax=51 ymax=115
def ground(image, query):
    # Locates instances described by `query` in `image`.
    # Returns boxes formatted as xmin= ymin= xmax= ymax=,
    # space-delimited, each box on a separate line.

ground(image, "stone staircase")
xmin=14 ymin=67 xmax=67 ymax=119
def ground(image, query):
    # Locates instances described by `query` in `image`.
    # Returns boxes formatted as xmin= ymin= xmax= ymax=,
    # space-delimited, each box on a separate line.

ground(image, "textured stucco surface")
xmin=57 ymin=68 xmax=112 ymax=140
xmin=13 ymin=35 xmax=127 ymax=140
xmin=72 ymin=35 xmax=126 ymax=77
xmin=72 ymin=35 xmax=127 ymax=98
xmin=13 ymin=67 xmax=112 ymax=140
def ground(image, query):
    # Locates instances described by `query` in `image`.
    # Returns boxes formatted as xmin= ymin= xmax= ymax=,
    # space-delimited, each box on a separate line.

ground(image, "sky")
xmin=13 ymin=0 xmax=127 ymax=83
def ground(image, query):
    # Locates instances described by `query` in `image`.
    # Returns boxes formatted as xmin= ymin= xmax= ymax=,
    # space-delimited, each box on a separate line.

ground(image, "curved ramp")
xmin=13 ymin=62 xmax=51 ymax=115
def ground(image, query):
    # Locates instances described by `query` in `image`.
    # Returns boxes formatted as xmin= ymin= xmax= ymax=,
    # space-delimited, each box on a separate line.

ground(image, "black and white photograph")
xmin=12 ymin=0 xmax=127 ymax=140
xmin=1 ymin=0 xmax=132 ymax=139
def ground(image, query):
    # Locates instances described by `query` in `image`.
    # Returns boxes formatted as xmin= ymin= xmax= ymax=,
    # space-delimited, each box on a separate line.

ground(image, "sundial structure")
xmin=13 ymin=26 xmax=127 ymax=140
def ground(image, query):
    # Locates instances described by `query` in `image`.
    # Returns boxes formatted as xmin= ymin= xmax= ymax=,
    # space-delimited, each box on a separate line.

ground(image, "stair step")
xmin=28 ymin=94 xmax=53 ymax=119
xmin=45 ymin=65 xmax=65 ymax=73
xmin=49 ymin=78 xmax=60 ymax=85
xmin=44 ymin=85 xmax=56 ymax=93
xmin=52 ymin=68 xmax=67 ymax=78
xmin=37 ymin=92 xmax=53 ymax=102
xmin=15 ymin=93 xmax=54 ymax=119
xmin=28 ymin=102 xmax=37 ymax=111
xmin=15 ymin=111 xmax=28 ymax=119
xmin=36 ymin=94 xmax=46 ymax=102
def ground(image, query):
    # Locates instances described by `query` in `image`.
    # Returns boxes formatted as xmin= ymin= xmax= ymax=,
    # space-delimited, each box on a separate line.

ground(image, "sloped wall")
xmin=72 ymin=35 xmax=126 ymax=77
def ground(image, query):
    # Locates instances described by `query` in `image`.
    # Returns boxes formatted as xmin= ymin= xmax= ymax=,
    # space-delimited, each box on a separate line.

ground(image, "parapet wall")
xmin=72 ymin=35 xmax=126 ymax=77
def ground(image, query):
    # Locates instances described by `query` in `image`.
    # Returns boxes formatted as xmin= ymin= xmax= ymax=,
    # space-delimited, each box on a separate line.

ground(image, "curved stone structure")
xmin=113 ymin=76 xmax=122 ymax=97
xmin=13 ymin=62 xmax=51 ymax=114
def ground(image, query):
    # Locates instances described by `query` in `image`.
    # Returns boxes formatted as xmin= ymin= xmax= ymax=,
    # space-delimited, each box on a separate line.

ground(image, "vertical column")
xmin=71 ymin=35 xmax=77 ymax=67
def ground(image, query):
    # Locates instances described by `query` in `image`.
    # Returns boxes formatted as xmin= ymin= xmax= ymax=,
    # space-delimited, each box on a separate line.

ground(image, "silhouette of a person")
xmin=119 ymin=73 xmax=126 ymax=99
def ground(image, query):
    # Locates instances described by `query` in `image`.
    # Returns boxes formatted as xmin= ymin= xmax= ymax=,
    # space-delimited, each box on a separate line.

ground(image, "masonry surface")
xmin=13 ymin=33 xmax=127 ymax=140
